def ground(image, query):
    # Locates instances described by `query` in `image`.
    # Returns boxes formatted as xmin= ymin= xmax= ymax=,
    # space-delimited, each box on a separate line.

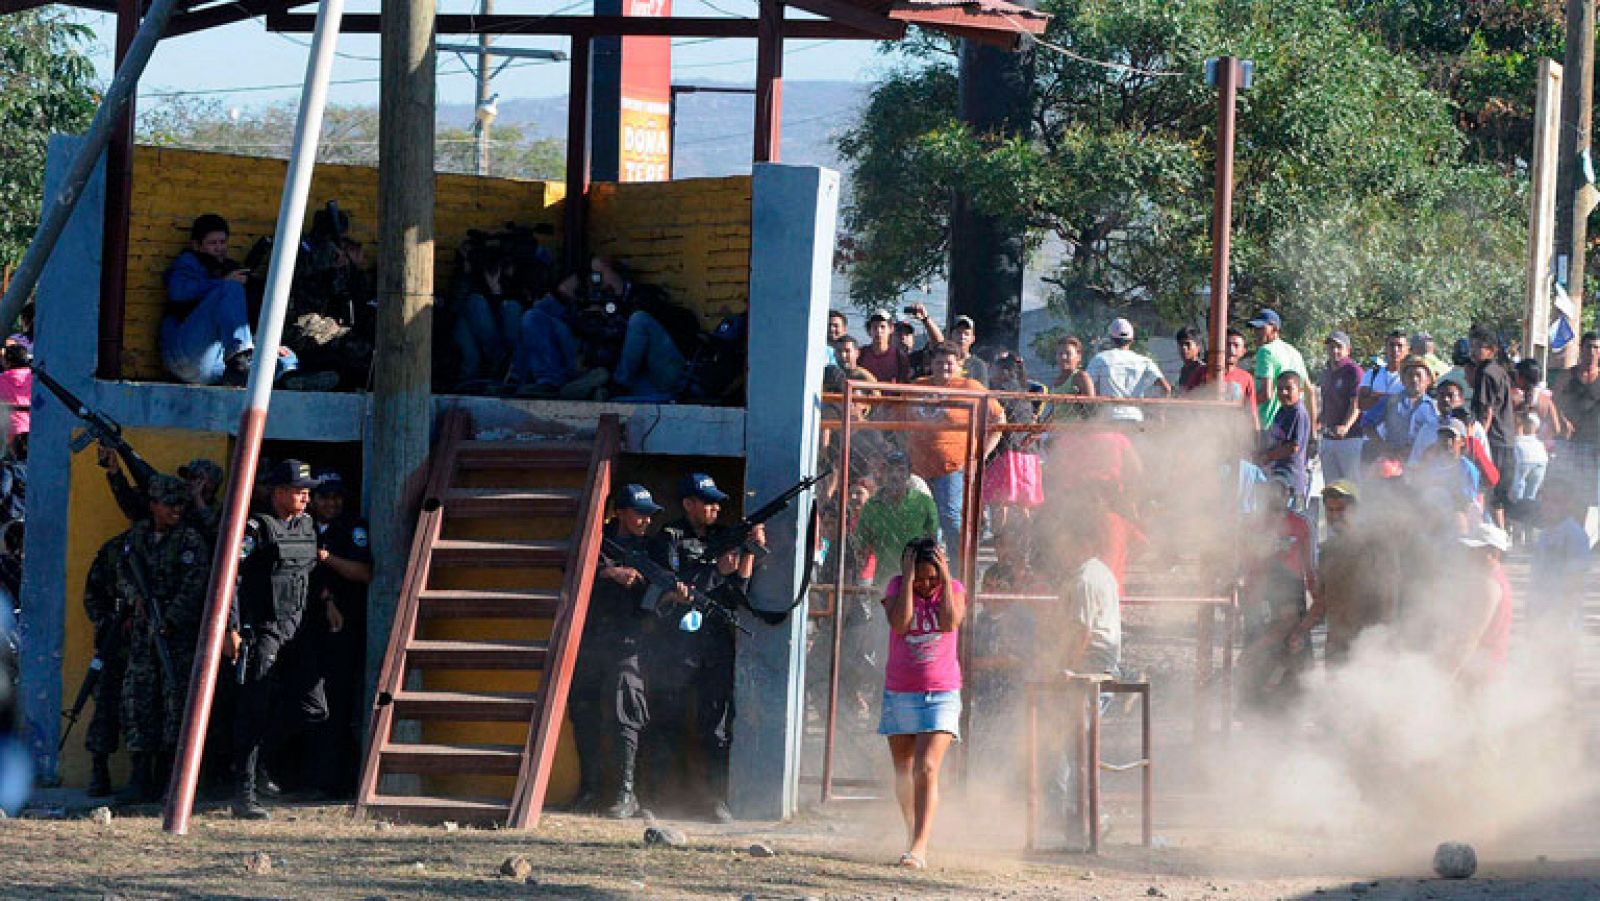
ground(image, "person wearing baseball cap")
xmin=1248 ymin=307 xmax=1310 ymax=427
xmin=645 ymin=470 xmax=769 ymax=822
xmin=859 ymin=310 xmax=913 ymax=383
xmin=945 ymin=314 xmax=988 ymax=386
xmin=1319 ymin=331 xmax=1365 ymax=484
xmin=566 ymin=483 xmax=667 ymax=820
xmin=110 ymin=472 xmax=213 ymax=805
xmin=1415 ymin=417 xmax=1483 ymax=525
xmin=1085 ymin=316 xmax=1171 ymax=422
xmin=297 ymin=466 xmax=373 ymax=798
xmin=227 ymin=457 xmax=321 ymax=820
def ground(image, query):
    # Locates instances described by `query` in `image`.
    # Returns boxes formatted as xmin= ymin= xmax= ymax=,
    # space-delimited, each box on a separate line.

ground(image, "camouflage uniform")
xmin=118 ymin=515 xmax=212 ymax=753
xmin=82 ymin=531 xmax=131 ymax=756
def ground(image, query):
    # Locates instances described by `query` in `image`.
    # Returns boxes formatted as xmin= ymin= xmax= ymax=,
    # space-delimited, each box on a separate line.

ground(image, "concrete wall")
xmin=588 ymin=177 xmax=753 ymax=328
xmin=120 ymin=147 xmax=563 ymax=380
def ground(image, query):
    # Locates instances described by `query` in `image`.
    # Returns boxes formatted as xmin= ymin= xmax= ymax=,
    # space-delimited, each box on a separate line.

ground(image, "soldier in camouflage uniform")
xmin=177 ymin=457 xmax=225 ymax=542
xmin=82 ymin=529 xmax=133 ymax=796
xmin=116 ymin=474 xmax=212 ymax=804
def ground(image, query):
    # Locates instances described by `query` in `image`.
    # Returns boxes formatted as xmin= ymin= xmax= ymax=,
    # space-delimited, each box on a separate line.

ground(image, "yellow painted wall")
xmin=588 ymin=176 xmax=753 ymax=328
xmin=59 ymin=428 xmax=231 ymax=786
xmin=122 ymin=147 xmax=563 ymax=380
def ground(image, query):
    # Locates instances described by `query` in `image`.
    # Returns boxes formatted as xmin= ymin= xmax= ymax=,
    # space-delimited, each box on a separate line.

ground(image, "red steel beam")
xmin=563 ymin=35 xmax=590 ymax=276
xmin=752 ymin=0 xmax=783 ymax=163
xmin=98 ymin=0 xmax=140 ymax=380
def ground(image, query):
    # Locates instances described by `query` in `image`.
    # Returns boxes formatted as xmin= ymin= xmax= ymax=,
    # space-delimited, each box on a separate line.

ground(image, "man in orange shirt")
xmin=901 ymin=344 xmax=1004 ymax=553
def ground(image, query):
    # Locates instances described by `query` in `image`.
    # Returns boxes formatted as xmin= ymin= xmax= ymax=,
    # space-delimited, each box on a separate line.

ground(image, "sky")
xmin=75 ymin=0 xmax=891 ymax=110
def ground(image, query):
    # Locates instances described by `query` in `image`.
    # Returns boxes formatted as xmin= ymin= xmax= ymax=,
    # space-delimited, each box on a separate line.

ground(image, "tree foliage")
xmin=138 ymin=98 xmax=565 ymax=181
xmin=0 ymin=10 xmax=98 ymax=270
xmin=838 ymin=0 xmax=1529 ymax=351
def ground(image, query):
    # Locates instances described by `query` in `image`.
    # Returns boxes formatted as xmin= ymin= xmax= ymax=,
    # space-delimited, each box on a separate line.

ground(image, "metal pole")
xmin=162 ymin=0 xmax=346 ymax=835
xmin=564 ymin=36 xmax=593 ymax=274
xmin=0 ymin=0 xmax=187 ymax=334
xmin=820 ymin=379 xmax=853 ymax=803
xmin=98 ymin=0 xmax=141 ymax=380
xmin=474 ymin=0 xmax=494 ymax=176
xmin=1205 ymin=57 xmax=1239 ymax=392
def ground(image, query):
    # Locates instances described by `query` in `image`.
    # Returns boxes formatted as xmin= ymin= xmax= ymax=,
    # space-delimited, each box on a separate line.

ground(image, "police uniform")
xmin=82 ymin=530 xmax=131 ymax=795
xmin=643 ymin=473 xmax=767 ymax=820
xmin=568 ymin=484 xmax=662 ymax=819
xmin=115 ymin=475 xmax=212 ymax=803
xmin=229 ymin=459 xmax=321 ymax=819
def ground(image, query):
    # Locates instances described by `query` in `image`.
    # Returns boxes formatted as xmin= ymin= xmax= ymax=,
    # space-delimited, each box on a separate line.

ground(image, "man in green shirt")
xmin=857 ymin=451 xmax=940 ymax=583
xmin=1249 ymin=308 xmax=1312 ymax=427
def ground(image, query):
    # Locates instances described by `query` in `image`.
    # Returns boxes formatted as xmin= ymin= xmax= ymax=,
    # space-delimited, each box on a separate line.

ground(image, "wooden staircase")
xmin=355 ymin=409 xmax=620 ymax=828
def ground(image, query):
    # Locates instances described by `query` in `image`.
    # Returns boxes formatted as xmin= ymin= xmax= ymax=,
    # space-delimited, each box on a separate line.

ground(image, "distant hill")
xmin=438 ymin=79 xmax=869 ymax=178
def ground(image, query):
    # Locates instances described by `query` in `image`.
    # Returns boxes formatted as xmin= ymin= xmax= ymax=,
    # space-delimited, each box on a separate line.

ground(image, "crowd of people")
xmin=160 ymin=214 xmax=748 ymax=405
xmin=810 ymin=303 xmax=1596 ymax=866
xmin=83 ymin=452 xmax=369 ymax=820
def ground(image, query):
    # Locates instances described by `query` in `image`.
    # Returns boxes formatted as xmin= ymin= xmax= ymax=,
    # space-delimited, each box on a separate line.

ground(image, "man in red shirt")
xmin=857 ymin=310 xmax=912 ymax=383
xmin=1200 ymin=327 xmax=1258 ymax=429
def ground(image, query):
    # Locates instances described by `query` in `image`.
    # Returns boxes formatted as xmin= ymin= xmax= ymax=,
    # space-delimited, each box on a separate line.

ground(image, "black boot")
xmin=232 ymin=752 xmax=272 ymax=820
xmin=603 ymin=742 xmax=640 ymax=820
xmin=113 ymin=753 xmax=157 ymax=805
xmin=87 ymin=754 xmax=113 ymax=797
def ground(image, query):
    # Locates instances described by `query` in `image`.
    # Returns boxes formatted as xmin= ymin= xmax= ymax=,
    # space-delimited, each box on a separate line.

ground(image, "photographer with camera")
xmin=879 ymin=538 xmax=965 ymax=870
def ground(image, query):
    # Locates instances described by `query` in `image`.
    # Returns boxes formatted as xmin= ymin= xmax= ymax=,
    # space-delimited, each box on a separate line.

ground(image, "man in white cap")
xmin=1086 ymin=317 xmax=1171 ymax=421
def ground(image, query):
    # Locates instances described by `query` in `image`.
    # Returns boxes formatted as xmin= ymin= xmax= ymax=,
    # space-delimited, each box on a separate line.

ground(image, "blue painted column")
xmin=21 ymin=136 xmax=107 ymax=783
xmin=732 ymin=163 xmax=839 ymax=820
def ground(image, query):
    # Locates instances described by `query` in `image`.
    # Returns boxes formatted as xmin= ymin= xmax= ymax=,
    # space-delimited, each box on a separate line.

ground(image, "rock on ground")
xmin=748 ymin=842 xmax=777 ymax=858
xmin=499 ymin=855 xmax=533 ymax=880
xmin=89 ymin=807 xmax=112 ymax=826
xmin=244 ymin=851 xmax=273 ymax=874
xmin=1433 ymin=842 xmax=1478 ymax=879
xmin=644 ymin=826 xmax=688 ymax=847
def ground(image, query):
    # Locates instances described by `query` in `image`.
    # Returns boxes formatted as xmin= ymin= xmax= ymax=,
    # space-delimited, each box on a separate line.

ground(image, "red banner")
xmin=619 ymin=0 xmax=672 ymax=182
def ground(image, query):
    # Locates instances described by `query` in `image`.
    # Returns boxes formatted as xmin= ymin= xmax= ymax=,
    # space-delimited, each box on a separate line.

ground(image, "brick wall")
xmin=588 ymin=176 xmax=753 ymax=328
xmin=122 ymin=147 xmax=562 ymax=380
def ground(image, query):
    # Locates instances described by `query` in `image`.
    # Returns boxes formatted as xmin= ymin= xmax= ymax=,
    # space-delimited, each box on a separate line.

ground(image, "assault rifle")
xmin=120 ymin=541 xmax=180 ymax=691
xmin=600 ymin=536 xmax=752 ymax=636
xmin=58 ymin=600 xmax=134 ymax=752
xmin=693 ymin=467 xmax=832 ymax=566
xmin=34 ymin=367 xmax=159 ymax=493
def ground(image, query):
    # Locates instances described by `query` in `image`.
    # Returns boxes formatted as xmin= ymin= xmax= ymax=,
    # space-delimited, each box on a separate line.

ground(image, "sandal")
xmin=897 ymin=853 xmax=927 ymax=869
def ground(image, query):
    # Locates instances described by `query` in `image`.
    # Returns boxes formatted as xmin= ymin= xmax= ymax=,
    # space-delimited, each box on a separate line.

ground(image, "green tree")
xmin=839 ymin=0 xmax=1527 ymax=352
xmin=138 ymin=98 xmax=564 ymax=180
xmin=0 ymin=10 xmax=98 ymax=270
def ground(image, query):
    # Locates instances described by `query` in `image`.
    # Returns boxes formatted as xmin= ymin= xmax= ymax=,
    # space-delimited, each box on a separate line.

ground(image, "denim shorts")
xmin=878 ymin=689 xmax=963 ymax=740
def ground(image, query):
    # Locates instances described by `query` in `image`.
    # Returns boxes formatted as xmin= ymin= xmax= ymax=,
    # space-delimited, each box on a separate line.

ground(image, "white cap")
xmin=1108 ymin=317 xmax=1135 ymax=341
xmin=1459 ymin=522 xmax=1510 ymax=552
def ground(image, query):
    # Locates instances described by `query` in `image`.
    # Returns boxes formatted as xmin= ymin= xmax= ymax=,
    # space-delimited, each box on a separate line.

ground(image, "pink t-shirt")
xmin=0 ymin=368 xmax=31 ymax=437
xmin=882 ymin=575 xmax=963 ymax=693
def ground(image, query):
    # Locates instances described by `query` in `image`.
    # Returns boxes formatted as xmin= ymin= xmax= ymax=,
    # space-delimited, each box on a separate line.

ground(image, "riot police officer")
xmin=645 ymin=472 xmax=770 ymax=822
xmin=303 ymin=468 xmax=371 ymax=796
xmin=225 ymin=459 xmax=320 ymax=819
xmin=570 ymin=484 xmax=664 ymax=819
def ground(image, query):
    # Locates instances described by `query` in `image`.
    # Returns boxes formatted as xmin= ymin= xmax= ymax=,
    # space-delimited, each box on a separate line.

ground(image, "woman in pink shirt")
xmin=879 ymin=538 xmax=965 ymax=869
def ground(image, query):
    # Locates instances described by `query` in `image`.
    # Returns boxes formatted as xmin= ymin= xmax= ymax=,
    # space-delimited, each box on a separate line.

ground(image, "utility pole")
xmin=948 ymin=32 xmax=1034 ymax=352
xmin=368 ymin=0 xmax=437 ymax=721
xmin=1553 ymin=0 xmax=1595 ymax=368
xmin=474 ymin=0 xmax=494 ymax=175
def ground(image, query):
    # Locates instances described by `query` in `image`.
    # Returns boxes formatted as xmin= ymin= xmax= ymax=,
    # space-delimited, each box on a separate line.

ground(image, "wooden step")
xmin=417 ymin=588 xmax=563 ymax=619
xmin=378 ymin=742 xmax=524 ymax=775
xmin=431 ymin=538 xmax=571 ymax=567
xmin=444 ymin=487 xmax=583 ymax=518
xmin=455 ymin=440 xmax=592 ymax=471
xmin=390 ymin=689 xmax=539 ymax=721
xmin=405 ymin=639 xmax=548 ymax=669
xmin=363 ymin=793 xmax=512 ymax=825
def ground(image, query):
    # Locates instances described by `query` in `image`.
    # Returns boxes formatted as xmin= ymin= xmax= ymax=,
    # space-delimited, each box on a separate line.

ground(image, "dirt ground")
xmin=5 ymin=795 xmax=1600 ymax=901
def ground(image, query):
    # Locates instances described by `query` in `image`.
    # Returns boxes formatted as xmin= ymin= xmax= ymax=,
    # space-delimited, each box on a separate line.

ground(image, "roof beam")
xmin=781 ymin=0 xmax=903 ymax=39
xmin=266 ymin=11 xmax=902 ymax=39
xmin=0 ymin=0 xmax=117 ymax=13
xmin=166 ymin=0 xmax=311 ymax=35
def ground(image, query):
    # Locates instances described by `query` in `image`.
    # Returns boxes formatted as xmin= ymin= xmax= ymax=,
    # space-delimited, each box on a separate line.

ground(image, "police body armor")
xmin=240 ymin=514 xmax=319 ymax=641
